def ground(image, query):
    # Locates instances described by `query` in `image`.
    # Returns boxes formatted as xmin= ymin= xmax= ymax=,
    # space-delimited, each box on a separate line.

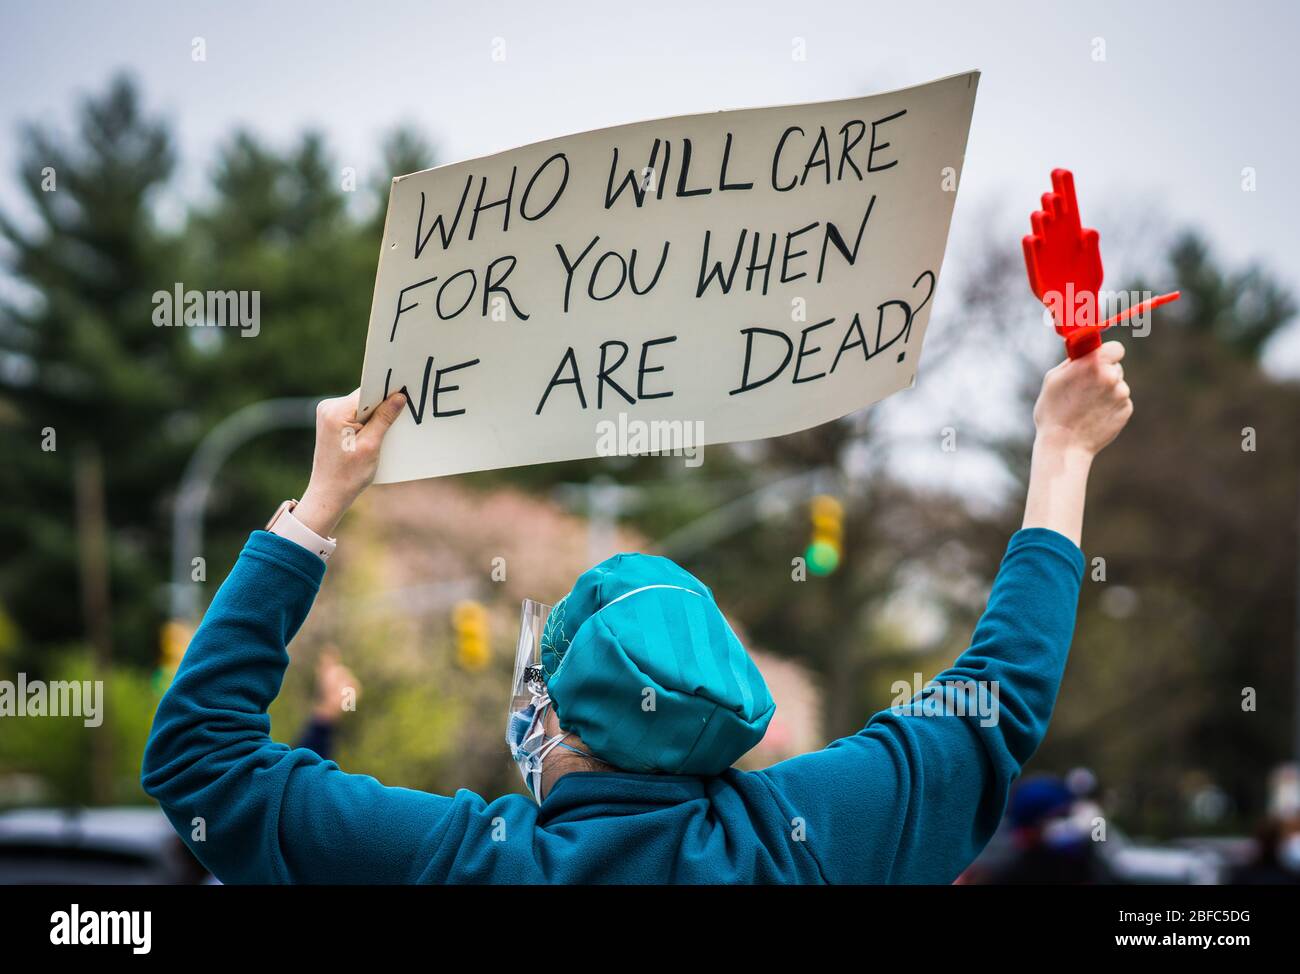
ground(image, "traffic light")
xmin=805 ymin=494 xmax=844 ymax=576
xmin=452 ymin=600 xmax=490 ymax=671
xmin=154 ymin=619 xmax=194 ymax=691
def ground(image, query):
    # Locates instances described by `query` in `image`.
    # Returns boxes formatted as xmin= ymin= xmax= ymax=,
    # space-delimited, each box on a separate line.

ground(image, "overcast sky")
xmin=4 ymin=1 xmax=1295 ymax=323
xmin=1 ymin=0 xmax=1296 ymax=494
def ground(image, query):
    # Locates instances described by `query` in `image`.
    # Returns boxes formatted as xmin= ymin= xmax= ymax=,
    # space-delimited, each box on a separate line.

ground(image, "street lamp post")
xmin=170 ymin=397 xmax=320 ymax=622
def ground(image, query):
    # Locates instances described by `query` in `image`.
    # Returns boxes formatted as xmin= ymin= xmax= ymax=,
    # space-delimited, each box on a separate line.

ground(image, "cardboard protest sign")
xmin=358 ymin=71 xmax=980 ymax=483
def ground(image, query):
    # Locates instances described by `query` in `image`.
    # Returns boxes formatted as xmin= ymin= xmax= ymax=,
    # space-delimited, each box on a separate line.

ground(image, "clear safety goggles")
xmin=509 ymin=598 xmax=552 ymax=725
xmin=507 ymin=598 xmax=592 ymax=802
xmin=506 ymin=600 xmax=558 ymax=769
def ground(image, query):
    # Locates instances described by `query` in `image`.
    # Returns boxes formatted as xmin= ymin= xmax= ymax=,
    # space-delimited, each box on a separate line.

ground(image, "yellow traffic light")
xmin=452 ymin=600 xmax=491 ymax=671
xmin=154 ymin=619 xmax=195 ymax=691
xmin=806 ymin=494 xmax=844 ymax=576
xmin=159 ymin=619 xmax=194 ymax=671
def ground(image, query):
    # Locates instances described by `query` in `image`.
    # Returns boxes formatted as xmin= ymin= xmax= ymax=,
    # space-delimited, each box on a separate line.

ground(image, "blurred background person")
xmin=970 ymin=775 xmax=1117 ymax=884
xmin=1230 ymin=764 xmax=1300 ymax=884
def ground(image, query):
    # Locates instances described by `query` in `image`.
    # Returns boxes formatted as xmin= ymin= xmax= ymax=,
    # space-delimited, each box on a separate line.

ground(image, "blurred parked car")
xmin=1100 ymin=826 xmax=1224 ymax=884
xmin=0 ymin=807 xmax=208 ymax=884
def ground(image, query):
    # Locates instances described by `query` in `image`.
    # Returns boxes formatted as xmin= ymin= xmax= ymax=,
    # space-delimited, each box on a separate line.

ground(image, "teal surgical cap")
xmin=540 ymin=553 xmax=775 ymax=776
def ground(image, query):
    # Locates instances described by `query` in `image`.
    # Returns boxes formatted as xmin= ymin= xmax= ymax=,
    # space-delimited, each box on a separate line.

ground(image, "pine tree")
xmin=0 ymin=75 xmax=183 ymax=672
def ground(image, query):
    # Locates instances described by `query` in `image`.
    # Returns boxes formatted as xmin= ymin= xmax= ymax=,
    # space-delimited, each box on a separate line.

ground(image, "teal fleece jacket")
xmin=142 ymin=527 xmax=1084 ymax=884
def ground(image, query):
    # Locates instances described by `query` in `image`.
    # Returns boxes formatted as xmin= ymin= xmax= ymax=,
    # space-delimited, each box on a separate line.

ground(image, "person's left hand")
xmin=294 ymin=388 xmax=406 ymax=537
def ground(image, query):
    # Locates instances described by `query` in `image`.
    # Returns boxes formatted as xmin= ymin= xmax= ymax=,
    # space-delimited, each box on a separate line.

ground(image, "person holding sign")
xmin=142 ymin=337 xmax=1132 ymax=884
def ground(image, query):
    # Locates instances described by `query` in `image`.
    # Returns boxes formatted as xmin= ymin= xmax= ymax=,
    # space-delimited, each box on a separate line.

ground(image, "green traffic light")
xmin=805 ymin=540 xmax=840 ymax=576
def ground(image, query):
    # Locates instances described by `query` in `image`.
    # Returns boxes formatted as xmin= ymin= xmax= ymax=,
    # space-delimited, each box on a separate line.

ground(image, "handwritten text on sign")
xmin=358 ymin=72 xmax=980 ymax=482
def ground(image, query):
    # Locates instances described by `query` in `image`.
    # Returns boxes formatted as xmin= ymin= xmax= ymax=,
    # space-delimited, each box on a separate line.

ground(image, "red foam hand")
xmin=1022 ymin=169 xmax=1106 ymax=358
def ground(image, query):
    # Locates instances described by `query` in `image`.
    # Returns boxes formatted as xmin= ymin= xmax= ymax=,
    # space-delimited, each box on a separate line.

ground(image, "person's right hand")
xmin=294 ymin=388 xmax=407 ymax=537
xmin=1031 ymin=340 xmax=1133 ymax=457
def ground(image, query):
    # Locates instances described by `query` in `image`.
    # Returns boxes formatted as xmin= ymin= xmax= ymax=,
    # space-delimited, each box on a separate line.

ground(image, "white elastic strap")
xmin=603 ymin=584 xmax=702 ymax=609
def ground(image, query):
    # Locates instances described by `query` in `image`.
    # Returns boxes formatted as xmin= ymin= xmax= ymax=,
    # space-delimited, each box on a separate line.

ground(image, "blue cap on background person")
xmin=1007 ymin=775 xmax=1075 ymax=829
xmin=541 ymin=553 xmax=775 ymax=776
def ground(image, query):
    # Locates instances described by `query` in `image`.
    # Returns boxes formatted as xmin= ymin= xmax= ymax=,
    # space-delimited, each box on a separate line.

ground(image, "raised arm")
xmin=758 ymin=341 xmax=1133 ymax=883
xmin=141 ymin=390 xmax=467 ymax=883
xmin=1021 ymin=340 xmax=1131 ymax=545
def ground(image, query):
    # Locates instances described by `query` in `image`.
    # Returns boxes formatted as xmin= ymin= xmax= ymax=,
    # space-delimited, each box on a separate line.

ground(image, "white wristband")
xmin=266 ymin=500 xmax=337 ymax=562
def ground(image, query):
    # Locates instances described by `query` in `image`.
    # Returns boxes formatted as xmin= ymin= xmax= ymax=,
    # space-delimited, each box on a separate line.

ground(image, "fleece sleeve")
xmin=141 ymin=531 xmax=457 ymax=883
xmin=757 ymin=527 xmax=1085 ymax=884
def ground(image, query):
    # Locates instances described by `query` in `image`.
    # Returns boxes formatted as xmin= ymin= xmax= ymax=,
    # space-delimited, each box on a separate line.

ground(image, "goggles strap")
xmin=553 ymin=739 xmax=596 ymax=761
